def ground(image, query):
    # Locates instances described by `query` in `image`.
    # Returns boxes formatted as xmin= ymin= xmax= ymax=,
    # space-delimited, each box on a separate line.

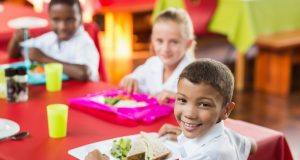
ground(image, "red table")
xmin=0 ymin=51 xmax=21 ymax=64
xmin=0 ymin=80 xmax=293 ymax=160
xmin=0 ymin=2 xmax=50 ymax=51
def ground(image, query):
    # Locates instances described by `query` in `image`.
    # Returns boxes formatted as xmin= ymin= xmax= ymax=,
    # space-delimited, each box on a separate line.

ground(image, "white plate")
xmin=68 ymin=133 xmax=182 ymax=160
xmin=8 ymin=16 xmax=48 ymax=29
xmin=0 ymin=118 xmax=20 ymax=139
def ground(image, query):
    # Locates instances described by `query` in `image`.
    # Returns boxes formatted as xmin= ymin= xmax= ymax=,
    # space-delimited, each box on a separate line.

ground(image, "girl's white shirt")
xmin=125 ymin=54 xmax=192 ymax=95
xmin=21 ymin=26 xmax=100 ymax=81
xmin=175 ymin=121 xmax=251 ymax=160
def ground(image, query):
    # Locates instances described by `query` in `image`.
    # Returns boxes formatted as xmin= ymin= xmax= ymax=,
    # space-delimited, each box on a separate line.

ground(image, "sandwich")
xmin=126 ymin=132 xmax=171 ymax=160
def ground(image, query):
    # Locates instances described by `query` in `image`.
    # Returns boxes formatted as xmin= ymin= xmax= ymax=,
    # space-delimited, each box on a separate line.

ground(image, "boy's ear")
xmin=221 ymin=102 xmax=235 ymax=120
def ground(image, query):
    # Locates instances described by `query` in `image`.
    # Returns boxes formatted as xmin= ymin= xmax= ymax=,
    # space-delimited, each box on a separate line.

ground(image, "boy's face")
xmin=49 ymin=3 xmax=81 ymax=41
xmin=174 ymin=78 xmax=234 ymax=139
xmin=151 ymin=21 xmax=191 ymax=69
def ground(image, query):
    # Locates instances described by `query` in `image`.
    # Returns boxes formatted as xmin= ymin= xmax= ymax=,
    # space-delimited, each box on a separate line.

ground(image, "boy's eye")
xmin=198 ymin=103 xmax=211 ymax=108
xmin=66 ymin=18 xmax=76 ymax=23
xmin=176 ymin=97 xmax=187 ymax=104
xmin=51 ymin=18 xmax=59 ymax=22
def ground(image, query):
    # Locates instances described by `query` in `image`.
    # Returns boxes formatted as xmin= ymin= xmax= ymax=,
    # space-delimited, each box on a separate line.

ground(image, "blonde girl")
xmin=121 ymin=8 xmax=195 ymax=104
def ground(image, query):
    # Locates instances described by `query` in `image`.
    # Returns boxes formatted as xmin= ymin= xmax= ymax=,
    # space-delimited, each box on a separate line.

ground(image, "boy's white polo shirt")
xmin=21 ymin=26 xmax=99 ymax=81
xmin=177 ymin=121 xmax=251 ymax=160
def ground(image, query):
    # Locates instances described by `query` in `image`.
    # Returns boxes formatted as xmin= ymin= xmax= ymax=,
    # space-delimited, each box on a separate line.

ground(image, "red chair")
xmin=84 ymin=23 xmax=107 ymax=82
xmin=184 ymin=0 xmax=218 ymax=36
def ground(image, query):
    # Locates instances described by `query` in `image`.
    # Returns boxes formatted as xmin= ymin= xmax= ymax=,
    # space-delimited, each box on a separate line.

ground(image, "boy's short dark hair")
xmin=179 ymin=58 xmax=234 ymax=105
xmin=48 ymin=0 xmax=82 ymax=14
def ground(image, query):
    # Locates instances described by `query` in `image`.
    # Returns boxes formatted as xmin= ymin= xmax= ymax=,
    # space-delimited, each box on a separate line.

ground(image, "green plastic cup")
xmin=47 ymin=104 xmax=68 ymax=138
xmin=0 ymin=69 xmax=6 ymax=98
xmin=44 ymin=63 xmax=63 ymax=92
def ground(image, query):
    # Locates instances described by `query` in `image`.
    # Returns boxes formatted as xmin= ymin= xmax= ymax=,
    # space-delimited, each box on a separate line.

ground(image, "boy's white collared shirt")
xmin=176 ymin=121 xmax=251 ymax=160
xmin=21 ymin=26 xmax=99 ymax=81
xmin=126 ymin=54 xmax=192 ymax=95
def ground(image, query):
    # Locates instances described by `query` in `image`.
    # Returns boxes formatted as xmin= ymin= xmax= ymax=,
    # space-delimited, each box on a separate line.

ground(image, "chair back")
xmin=84 ymin=23 xmax=107 ymax=82
xmin=185 ymin=0 xmax=217 ymax=36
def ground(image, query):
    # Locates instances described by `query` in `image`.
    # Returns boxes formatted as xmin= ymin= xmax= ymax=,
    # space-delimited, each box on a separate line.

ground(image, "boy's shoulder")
xmin=202 ymin=126 xmax=251 ymax=160
xmin=35 ymin=31 xmax=57 ymax=41
xmin=201 ymin=134 xmax=237 ymax=159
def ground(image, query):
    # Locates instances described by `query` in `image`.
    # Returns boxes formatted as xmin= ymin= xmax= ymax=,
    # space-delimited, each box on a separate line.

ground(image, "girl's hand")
xmin=155 ymin=90 xmax=176 ymax=104
xmin=120 ymin=77 xmax=138 ymax=94
xmin=85 ymin=149 xmax=109 ymax=160
xmin=158 ymin=124 xmax=182 ymax=141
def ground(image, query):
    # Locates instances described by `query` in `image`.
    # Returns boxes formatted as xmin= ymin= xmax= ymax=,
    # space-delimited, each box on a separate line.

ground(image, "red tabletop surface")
xmin=0 ymin=2 xmax=50 ymax=51
xmin=0 ymin=51 xmax=21 ymax=64
xmin=0 ymin=79 xmax=293 ymax=160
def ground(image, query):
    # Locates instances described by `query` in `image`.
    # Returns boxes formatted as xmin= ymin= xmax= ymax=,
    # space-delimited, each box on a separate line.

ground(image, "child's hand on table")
xmin=155 ymin=90 xmax=176 ymax=105
xmin=121 ymin=77 xmax=138 ymax=94
xmin=158 ymin=124 xmax=182 ymax=141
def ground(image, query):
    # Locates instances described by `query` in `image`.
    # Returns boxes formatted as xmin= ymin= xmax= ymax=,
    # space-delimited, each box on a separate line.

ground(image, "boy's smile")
xmin=174 ymin=78 xmax=230 ymax=139
xmin=49 ymin=3 xmax=81 ymax=41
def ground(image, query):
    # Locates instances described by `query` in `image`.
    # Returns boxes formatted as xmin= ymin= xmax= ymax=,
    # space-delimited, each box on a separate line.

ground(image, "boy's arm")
xmin=7 ymin=29 xmax=24 ymax=59
xmin=29 ymin=48 xmax=90 ymax=81
xmin=250 ymin=138 xmax=257 ymax=155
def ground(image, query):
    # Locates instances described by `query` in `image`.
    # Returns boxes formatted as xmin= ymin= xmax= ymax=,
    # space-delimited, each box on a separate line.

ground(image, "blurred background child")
xmin=7 ymin=0 xmax=99 ymax=81
xmin=121 ymin=8 xmax=195 ymax=104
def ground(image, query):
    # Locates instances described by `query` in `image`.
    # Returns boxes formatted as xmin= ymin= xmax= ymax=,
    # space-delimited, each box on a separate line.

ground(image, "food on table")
xmin=105 ymin=97 xmax=120 ymax=105
xmin=126 ymin=132 xmax=171 ymax=160
xmin=114 ymin=100 xmax=147 ymax=108
xmin=109 ymin=132 xmax=170 ymax=160
xmin=110 ymin=138 xmax=132 ymax=160
xmin=90 ymin=94 xmax=148 ymax=108
xmin=29 ymin=63 xmax=44 ymax=74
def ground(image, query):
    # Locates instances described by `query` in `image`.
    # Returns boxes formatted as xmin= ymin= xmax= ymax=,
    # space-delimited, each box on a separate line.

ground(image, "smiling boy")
xmin=160 ymin=59 xmax=257 ymax=159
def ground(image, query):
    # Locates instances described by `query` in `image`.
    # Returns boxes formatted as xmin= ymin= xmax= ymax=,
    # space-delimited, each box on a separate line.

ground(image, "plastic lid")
xmin=4 ymin=68 xmax=16 ymax=77
xmin=16 ymin=67 xmax=27 ymax=75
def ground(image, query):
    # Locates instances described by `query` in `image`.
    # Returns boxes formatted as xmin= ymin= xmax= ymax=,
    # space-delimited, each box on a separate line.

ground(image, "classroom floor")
xmin=232 ymin=91 xmax=300 ymax=159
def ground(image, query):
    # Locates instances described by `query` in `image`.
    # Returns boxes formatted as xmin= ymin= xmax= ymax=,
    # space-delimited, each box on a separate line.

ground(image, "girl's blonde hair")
xmin=152 ymin=8 xmax=196 ymax=59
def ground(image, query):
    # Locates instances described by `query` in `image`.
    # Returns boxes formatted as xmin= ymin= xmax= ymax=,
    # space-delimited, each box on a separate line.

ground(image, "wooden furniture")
xmin=209 ymin=0 xmax=300 ymax=91
xmin=98 ymin=0 xmax=155 ymax=84
xmin=254 ymin=29 xmax=300 ymax=96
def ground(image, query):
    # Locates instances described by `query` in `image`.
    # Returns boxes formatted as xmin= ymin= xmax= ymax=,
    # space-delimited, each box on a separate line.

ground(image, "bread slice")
xmin=126 ymin=139 xmax=146 ymax=160
xmin=126 ymin=132 xmax=170 ymax=160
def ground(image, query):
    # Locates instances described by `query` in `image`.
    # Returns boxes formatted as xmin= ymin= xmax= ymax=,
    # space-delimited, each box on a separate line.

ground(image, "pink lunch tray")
xmin=68 ymin=90 xmax=174 ymax=123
